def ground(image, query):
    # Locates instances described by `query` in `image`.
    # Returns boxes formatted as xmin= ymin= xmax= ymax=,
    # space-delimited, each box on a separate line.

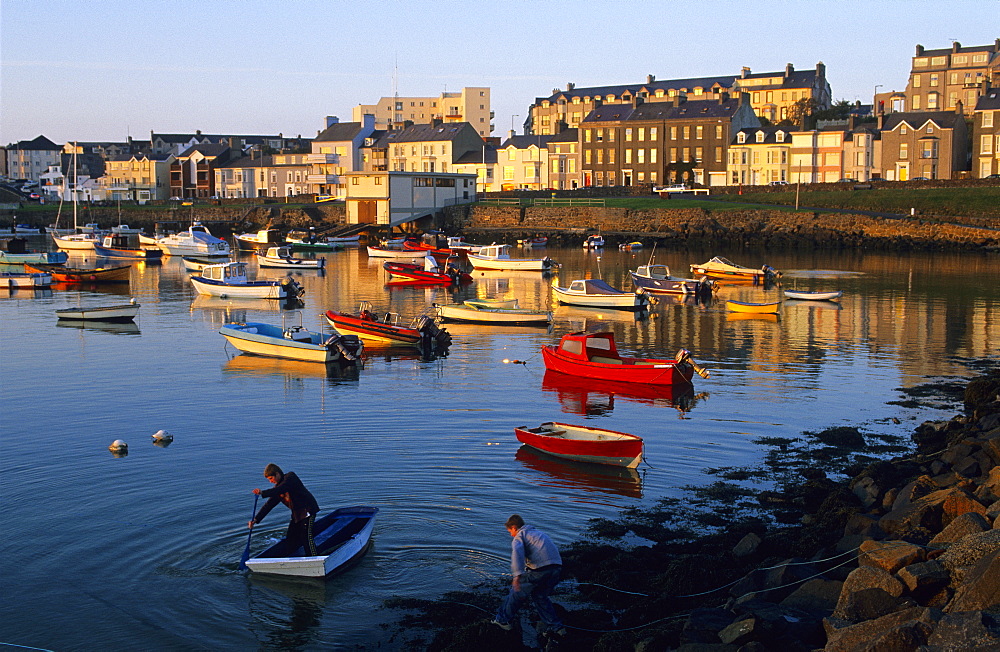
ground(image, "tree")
xmin=787 ymin=97 xmax=820 ymax=129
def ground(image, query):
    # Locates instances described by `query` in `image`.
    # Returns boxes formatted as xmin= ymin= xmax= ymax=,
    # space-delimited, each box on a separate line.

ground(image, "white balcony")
xmin=307 ymin=153 xmax=339 ymax=164
xmin=307 ymin=174 xmax=339 ymax=184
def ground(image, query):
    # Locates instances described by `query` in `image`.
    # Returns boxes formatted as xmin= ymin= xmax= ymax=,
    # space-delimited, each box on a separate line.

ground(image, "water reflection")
xmin=56 ymin=320 xmax=141 ymax=336
xmin=514 ymin=447 xmax=643 ymax=499
xmin=223 ymin=354 xmax=362 ymax=382
xmin=541 ymin=370 xmax=702 ymax=416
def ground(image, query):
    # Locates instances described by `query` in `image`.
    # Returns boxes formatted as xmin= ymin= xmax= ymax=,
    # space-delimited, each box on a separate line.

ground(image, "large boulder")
xmin=779 ymin=579 xmax=842 ymax=617
xmin=823 ymin=606 xmax=939 ymax=652
xmin=925 ymin=610 xmax=1000 ymax=650
xmin=831 ymin=587 xmax=912 ymax=622
xmin=946 ymin=548 xmax=1000 ymax=612
xmin=929 ymin=511 xmax=992 ymax=547
xmin=858 ymin=539 xmax=924 ymax=574
xmin=938 ymin=529 xmax=1000 ymax=584
xmin=879 ymin=487 xmax=984 ymax=540
xmin=896 ymin=559 xmax=951 ymax=596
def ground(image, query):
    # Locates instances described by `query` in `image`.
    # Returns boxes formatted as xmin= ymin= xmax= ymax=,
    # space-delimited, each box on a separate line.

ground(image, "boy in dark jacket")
xmin=248 ymin=463 xmax=320 ymax=556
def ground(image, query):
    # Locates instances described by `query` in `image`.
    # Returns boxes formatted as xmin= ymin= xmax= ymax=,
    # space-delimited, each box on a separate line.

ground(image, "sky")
xmin=0 ymin=0 xmax=994 ymax=146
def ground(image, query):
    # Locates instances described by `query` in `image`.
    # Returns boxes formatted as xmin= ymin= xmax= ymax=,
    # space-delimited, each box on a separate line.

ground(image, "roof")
xmin=916 ymin=43 xmax=999 ymax=57
xmin=547 ymin=128 xmax=579 ymax=143
xmin=731 ymin=126 xmax=794 ymax=144
xmin=882 ymin=110 xmax=965 ymax=131
xmin=975 ymin=88 xmax=1000 ymax=111
xmin=536 ymin=75 xmax=736 ymax=104
xmin=581 ymin=97 xmax=746 ymax=124
xmin=315 ymin=121 xmax=365 ymax=142
xmin=177 ymin=143 xmax=230 ymax=158
xmin=501 ymin=134 xmax=556 ymax=149
xmin=375 ymin=122 xmax=477 ymax=145
xmin=218 ymin=155 xmax=274 ymax=169
xmin=737 ymin=68 xmax=821 ymax=90
xmin=454 ymin=147 xmax=498 ymax=165
xmin=10 ymin=135 xmax=61 ymax=151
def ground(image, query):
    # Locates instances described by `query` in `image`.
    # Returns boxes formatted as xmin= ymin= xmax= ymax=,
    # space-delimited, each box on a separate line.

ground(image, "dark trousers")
xmin=287 ymin=514 xmax=317 ymax=556
xmin=495 ymin=564 xmax=563 ymax=629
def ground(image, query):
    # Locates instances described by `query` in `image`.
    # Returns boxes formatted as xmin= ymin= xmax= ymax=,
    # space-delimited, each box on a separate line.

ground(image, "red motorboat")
xmin=514 ymin=421 xmax=644 ymax=468
xmin=383 ymin=255 xmax=471 ymax=285
xmin=541 ymin=331 xmax=708 ymax=386
xmin=324 ymin=302 xmax=452 ymax=349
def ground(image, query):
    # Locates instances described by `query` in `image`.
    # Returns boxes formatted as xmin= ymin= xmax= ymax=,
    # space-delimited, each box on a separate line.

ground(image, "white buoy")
xmin=151 ymin=429 xmax=173 ymax=443
xmin=109 ymin=439 xmax=128 ymax=455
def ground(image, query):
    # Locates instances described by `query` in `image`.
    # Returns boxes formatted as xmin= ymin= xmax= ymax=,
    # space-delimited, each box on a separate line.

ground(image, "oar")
xmin=239 ymin=494 xmax=259 ymax=570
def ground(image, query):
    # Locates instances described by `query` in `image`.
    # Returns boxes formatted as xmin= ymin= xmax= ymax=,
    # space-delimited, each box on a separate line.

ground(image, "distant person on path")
xmin=492 ymin=514 xmax=565 ymax=635
xmin=248 ymin=463 xmax=319 ymax=556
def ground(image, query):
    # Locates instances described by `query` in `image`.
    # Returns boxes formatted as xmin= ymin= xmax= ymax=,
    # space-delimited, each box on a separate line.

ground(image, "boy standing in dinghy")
xmin=248 ymin=464 xmax=319 ymax=556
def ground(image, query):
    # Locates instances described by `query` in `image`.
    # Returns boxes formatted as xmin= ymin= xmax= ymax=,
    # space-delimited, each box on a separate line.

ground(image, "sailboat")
xmin=51 ymin=144 xmax=101 ymax=251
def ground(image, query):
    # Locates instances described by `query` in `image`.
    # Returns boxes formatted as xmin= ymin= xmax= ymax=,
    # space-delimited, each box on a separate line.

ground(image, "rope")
xmin=0 ymin=644 xmax=54 ymax=652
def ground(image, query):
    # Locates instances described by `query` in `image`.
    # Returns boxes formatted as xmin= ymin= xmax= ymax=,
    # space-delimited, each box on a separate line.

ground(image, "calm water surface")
xmin=1 ymin=240 xmax=997 ymax=650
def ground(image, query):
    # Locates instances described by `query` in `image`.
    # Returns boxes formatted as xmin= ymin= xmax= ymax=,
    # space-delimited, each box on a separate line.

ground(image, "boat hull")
xmin=0 ymin=251 xmax=68 ymax=265
xmin=324 ymin=310 xmax=423 ymax=345
xmin=52 ymin=234 xmax=99 ymax=251
xmin=220 ymin=322 xmax=361 ymax=363
xmin=630 ymin=271 xmax=709 ymax=295
xmin=514 ymin=422 xmax=643 ymax=468
xmin=725 ymin=300 xmax=781 ymax=314
xmin=467 ymin=254 xmax=552 ymax=271
xmin=245 ymin=506 xmax=378 ymax=578
xmin=256 ymin=254 xmax=326 ymax=269
xmin=2 ymin=272 xmax=52 ymax=288
xmin=783 ymin=290 xmax=842 ymax=301
xmin=541 ymin=347 xmax=693 ymax=386
xmin=366 ymin=246 xmax=425 ymax=259
xmin=55 ymin=303 xmax=139 ymax=322
xmin=436 ymin=303 xmax=552 ymax=324
xmin=93 ymin=244 xmax=163 ymax=260
xmin=191 ymin=276 xmax=298 ymax=299
xmin=25 ymin=263 xmax=131 ymax=283
xmin=552 ymin=286 xmax=648 ymax=309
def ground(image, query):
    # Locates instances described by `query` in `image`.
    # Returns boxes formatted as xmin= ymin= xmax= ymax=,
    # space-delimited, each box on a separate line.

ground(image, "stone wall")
xmin=458 ymin=206 xmax=1000 ymax=251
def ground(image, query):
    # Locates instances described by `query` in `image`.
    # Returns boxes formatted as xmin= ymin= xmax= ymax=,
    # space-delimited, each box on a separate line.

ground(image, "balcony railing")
xmin=307 ymin=174 xmax=339 ymax=184
xmin=307 ymin=153 xmax=339 ymax=164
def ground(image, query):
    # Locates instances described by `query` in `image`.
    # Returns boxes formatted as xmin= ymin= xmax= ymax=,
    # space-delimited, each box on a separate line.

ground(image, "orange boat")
xmin=25 ymin=263 xmax=131 ymax=283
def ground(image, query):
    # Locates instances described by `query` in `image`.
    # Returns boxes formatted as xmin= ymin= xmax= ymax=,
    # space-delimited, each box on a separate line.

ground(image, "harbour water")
xmin=1 ymin=240 xmax=997 ymax=649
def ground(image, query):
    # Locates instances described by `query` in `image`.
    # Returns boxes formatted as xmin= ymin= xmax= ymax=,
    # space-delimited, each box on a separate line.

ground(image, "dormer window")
xmin=737 ymin=132 xmax=746 ymax=143
xmin=755 ymin=131 xmax=765 ymax=143
xmin=776 ymin=131 xmax=786 ymax=143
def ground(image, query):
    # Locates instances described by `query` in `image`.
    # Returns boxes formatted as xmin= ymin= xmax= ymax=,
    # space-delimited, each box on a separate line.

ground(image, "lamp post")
xmin=511 ymin=114 xmax=519 ymax=135
xmin=874 ymin=84 xmax=883 ymax=114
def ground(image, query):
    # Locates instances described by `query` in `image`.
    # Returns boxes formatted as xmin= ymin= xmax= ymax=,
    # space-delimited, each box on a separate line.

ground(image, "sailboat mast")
xmin=72 ymin=142 xmax=78 ymax=231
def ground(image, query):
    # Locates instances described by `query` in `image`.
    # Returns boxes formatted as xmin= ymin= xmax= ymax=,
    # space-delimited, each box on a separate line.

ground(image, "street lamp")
xmin=511 ymin=114 xmax=519 ymax=135
xmin=874 ymin=84 xmax=883 ymax=114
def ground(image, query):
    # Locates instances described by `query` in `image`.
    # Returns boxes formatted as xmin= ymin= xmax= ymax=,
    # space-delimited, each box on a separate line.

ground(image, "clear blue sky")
xmin=0 ymin=0 xmax=993 ymax=145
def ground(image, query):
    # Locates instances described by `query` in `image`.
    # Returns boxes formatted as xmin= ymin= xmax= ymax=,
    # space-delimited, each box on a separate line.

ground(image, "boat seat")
xmin=546 ymin=429 xmax=568 ymax=437
xmin=590 ymin=356 xmax=623 ymax=365
xmin=241 ymin=326 xmax=258 ymax=334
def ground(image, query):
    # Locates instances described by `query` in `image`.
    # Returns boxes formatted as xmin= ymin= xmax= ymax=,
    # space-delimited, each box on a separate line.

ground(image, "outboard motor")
xmin=325 ymin=333 xmax=364 ymax=363
xmin=675 ymin=348 xmax=711 ymax=379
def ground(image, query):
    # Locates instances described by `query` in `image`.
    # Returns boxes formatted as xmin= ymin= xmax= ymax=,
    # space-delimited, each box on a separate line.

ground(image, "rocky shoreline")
xmin=383 ymin=364 xmax=1000 ymax=651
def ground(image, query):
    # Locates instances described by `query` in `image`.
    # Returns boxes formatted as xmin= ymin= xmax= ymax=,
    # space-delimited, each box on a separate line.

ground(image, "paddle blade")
xmin=239 ymin=494 xmax=259 ymax=570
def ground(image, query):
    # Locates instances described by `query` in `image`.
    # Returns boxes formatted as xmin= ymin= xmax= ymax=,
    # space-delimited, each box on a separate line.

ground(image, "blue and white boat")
xmin=0 ymin=239 xmax=68 ymax=265
xmin=156 ymin=222 xmax=230 ymax=257
xmin=220 ymin=320 xmax=363 ymax=364
xmin=190 ymin=261 xmax=303 ymax=300
xmin=244 ymin=506 xmax=378 ymax=577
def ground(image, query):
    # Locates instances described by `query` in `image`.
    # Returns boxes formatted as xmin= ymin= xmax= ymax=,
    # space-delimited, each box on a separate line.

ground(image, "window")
xmin=985 ymin=112 xmax=995 ymax=128
xmin=694 ymin=147 xmax=702 ymax=162
xmin=596 ymin=149 xmax=603 ymax=164
xmin=507 ymin=149 xmax=516 ymax=161
xmin=608 ymin=149 xmax=615 ymax=164
xmin=899 ymin=143 xmax=908 ymax=159
xmin=696 ymin=126 xmax=703 ymax=139
xmin=625 ymin=128 xmax=633 ymax=141
xmin=922 ymin=141 xmax=937 ymax=159
xmin=716 ymin=125 xmax=723 ymax=139
xmin=737 ymin=132 xmax=746 ymax=143
xmin=638 ymin=128 xmax=645 ymax=141
xmin=682 ymin=126 xmax=690 ymax=139
xmin=755 ymin=131 xmax=765 ymax=143
xmin=926 ymin=124 xmax=934 ymax=133
xmin=927 ymin=93 xmax=938 ymax=109
xmin=682 ymin=147 xmax=690 ymax=161
xmin=930 ymin=74 xmax=939 ymax=87
xmin=911 ymin=95 xmax=921 ymax=110
xmin=776 ymin=131 xmax=786 ymax=143
xmin=715 ymin=146 xmax=722 ymax=163
xmin=637 ymin=149 xmax=644 ymax=164
xmin=900 ymin=125 xmax=908 ymax=135
xmin=670 ymin=147 xmax=677 ymax=162
xmin=503 ymin=166 xmax=514 ymax=180
xmin=625 ymin=149 xmax=632 ymax=164
xmin=913 ymin=75 xmax=921 ymax=88
xmin=584 ymin=129 xmax=592 ymax=143
xmin=649 ymin=127 xmax=657 ymax=139
xmin=931 ymin=56 xmax=946 ymax=65
xmin=973 ymin=53 xmax=988 ymax=63
xmin=982 ymin=135 xmax=994 ymax=155
xmin=608 ymin=130 xmax=615 ymax=142
xmin=584 ymin=150 xmax=592 ymax=165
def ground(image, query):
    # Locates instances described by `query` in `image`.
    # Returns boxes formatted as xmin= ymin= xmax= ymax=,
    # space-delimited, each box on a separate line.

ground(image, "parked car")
xmin=168 ymin=196 xmax=182 ymax=201
xmin=910 ymin=177 xmax=929 ymax=181
xmin=984 ymin=174 xmax=1000 ymax=180
xmin=768 ymin=181 xmax=788 ymax=186
xmin=837 ymin=178 xmax=858 ymax=183
xmin=29 ymin=193 xmax=40 ymax=200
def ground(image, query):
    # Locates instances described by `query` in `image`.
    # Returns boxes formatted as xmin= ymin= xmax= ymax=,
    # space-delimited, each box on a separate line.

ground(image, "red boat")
xmin=514 ymin=421 xmax=644 ymax=468
xmin=383 ymin=256 xmax=472 ymax=285
xmin=541 ymin=331 xmax=708 ymax=386
xmin=324 ymin=302 xmax=452 ymax=349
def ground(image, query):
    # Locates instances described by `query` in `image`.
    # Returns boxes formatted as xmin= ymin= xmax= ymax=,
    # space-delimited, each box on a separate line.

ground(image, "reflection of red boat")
xmin=541 ymin=370 xmax=697 ymax=414
xmin=514 ymin=447 xmax=642 ymax=499
xmin=515 ymin=422 xmax=643 ymax=467
xmin=541 ymin=331 xmax=707 ymax=386
xmin=324 ymin=303 xmax=451 ymax=349
xmin=383 ymin=256 xmax=471 ymax=285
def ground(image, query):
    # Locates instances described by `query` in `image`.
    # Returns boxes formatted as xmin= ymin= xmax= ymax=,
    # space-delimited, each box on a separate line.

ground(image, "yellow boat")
xmin=725 ymin=300 xmax=781 ymax=314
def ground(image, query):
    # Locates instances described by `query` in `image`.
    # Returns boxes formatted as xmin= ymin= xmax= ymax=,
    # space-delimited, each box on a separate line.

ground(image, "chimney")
xmin=508 ymin=129 xmax=515 ymax=140
xmin=431 ymin=117 xmax=443 ymax=127
xmin=566 ymin=82 xmax=575 ymax=91
xmin=741 ymin=66 xmax=751 ymax=79
xmin=952 ymin=41 xmax=961 ymax=53
xmin=995 ymin=38 xmax=1000 ymax=52
xmin=785 ymin=63 xmax=793 ymax=78
xmin=647 ymin=74 xmax=655 ymax=84
xmin=196 ymin=129 xmax=202 ymax=136
xmin=402 ymin=120 xmax=414 ymax=129
xmin=739 ymin=91 xmax=749 ymax=107
xmin=633 ymin=95 xmax=644 ymax=108
xmin=718 ymin=91 xmax=730 ymax=105
xmin=878 ymin=113 xmax=884 ymax=130
xmin=915 ymin=44 xmax=924 ymax=56
xmin=326 ymin=115 xmax=339 ymax=127
xmin=955 ymin=100 xmax=963 ymax=115
xmin=362 ymin=113 xmax=375 ymax=131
